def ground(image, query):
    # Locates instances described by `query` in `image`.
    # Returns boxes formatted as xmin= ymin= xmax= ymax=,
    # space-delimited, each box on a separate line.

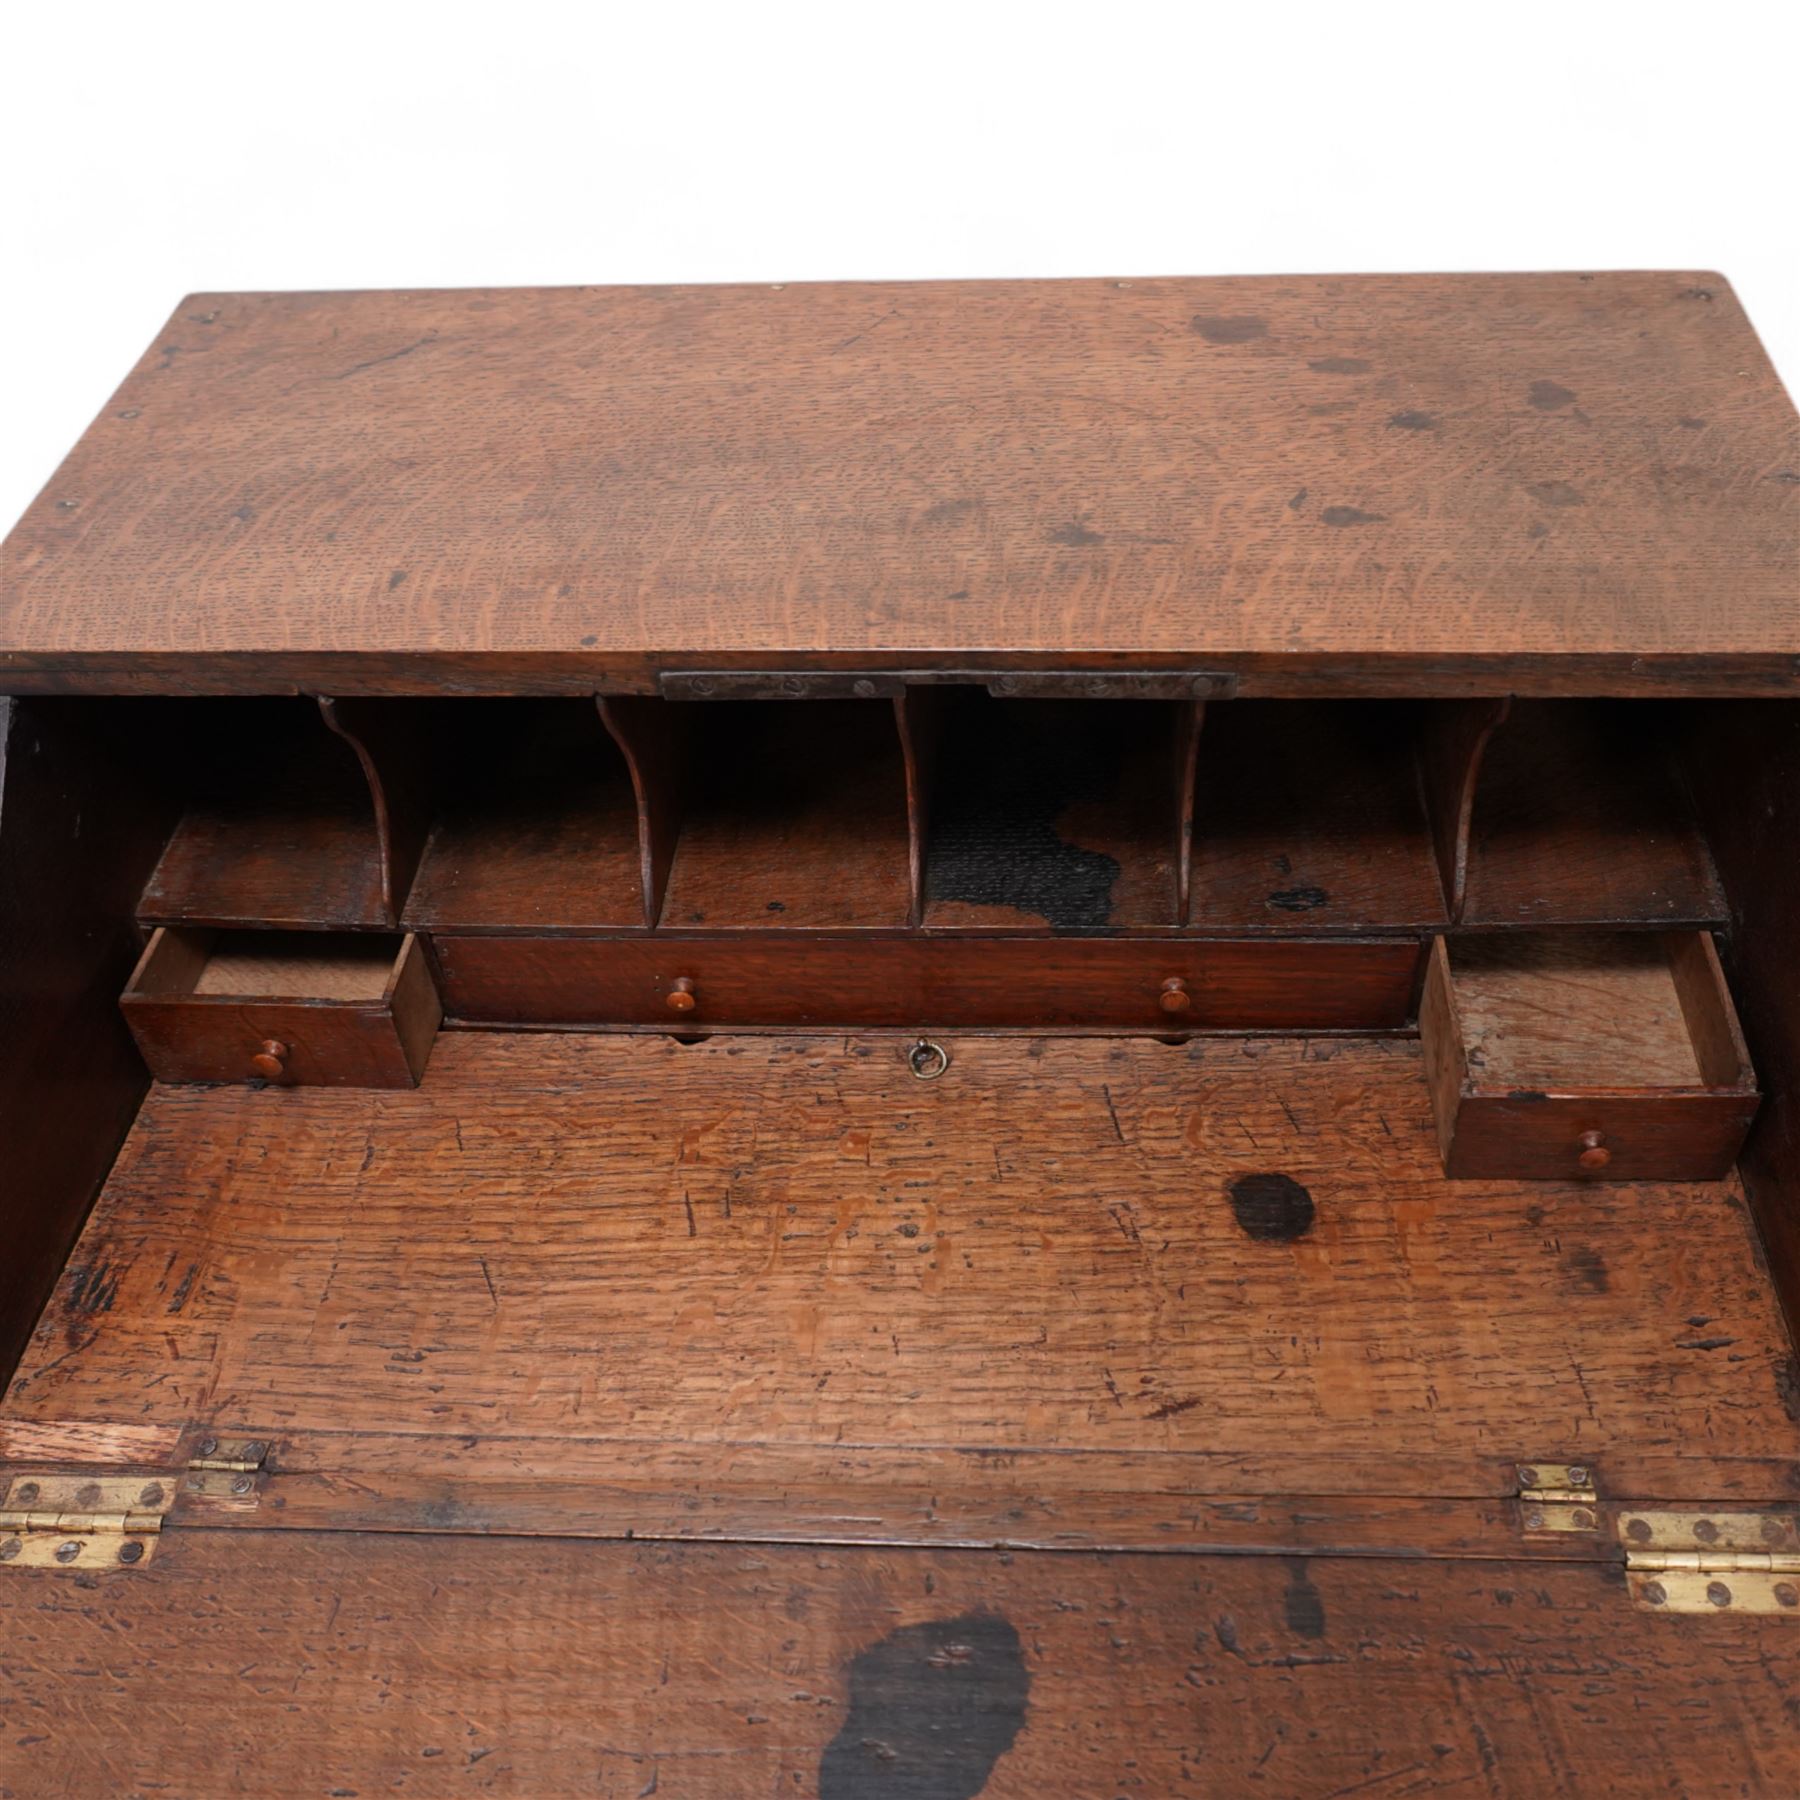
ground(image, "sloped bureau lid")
xmin=1 ymin=273 xmax=1795 ymax=695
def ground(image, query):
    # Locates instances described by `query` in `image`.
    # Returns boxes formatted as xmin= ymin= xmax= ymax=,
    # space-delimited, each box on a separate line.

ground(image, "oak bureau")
xmin=1 ymin=273 xmax=1797 ymax=1797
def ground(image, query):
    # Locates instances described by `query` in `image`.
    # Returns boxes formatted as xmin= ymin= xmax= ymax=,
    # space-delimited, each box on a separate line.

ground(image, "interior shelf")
xmin=920 ymin=691 xmax=1187 ymax=931
xmin=658 ymin=699 xmax=912 ymax=929
xmin=1462 ymin=701 xmax=1727 ymax=929
xmin=1187 ymin=702 xmax=1447 ymax=932
xmin=138 ymin=698 xmax=395 ymax=930
xmin=404 ymin=701 xmax=645 ymax=932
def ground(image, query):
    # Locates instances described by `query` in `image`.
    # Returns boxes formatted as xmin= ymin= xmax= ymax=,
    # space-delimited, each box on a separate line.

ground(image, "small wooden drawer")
xmin=431 ymin=933 xmax=1423 ymax=1032
xmin=122 ymin=928 xmax=441 ymax=1088
xmin=1420 ymin=931 xmax=1759 ymax=1181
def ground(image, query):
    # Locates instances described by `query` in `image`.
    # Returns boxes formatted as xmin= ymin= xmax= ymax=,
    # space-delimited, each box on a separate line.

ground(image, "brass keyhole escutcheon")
xmin=908 ymin=1038 xmax=950 ymax=1082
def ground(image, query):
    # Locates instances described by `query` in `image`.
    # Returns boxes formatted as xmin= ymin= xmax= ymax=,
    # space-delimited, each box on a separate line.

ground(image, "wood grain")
xmin=7 ymin=1032 xmax=1795 ymax=1505
xmin=2 ymin=274 xmax=1794 ymax=697
xmin=2 ymin=1531 xmax=1798 ymax=1799
xmin=1449 ymin=931 xmax=1706 ymax=1089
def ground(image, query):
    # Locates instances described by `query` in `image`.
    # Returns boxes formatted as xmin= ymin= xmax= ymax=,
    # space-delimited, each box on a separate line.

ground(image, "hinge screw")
xmin=14 ymin=1481 xmax=38 ymax=1505
xmin=1706 ymin=1580 xmax=1733 ymax=1608
xmin=137 ymin=1483 xmax=165 ymax=1508
xmin=1694 ymin=1518 xmax=1719 ymax=1544
xmin=242 ymin=1442 xmax=265 ymax=1461
xmin=118 ymin=1541 xmax=144 ymax=1565
xmin=1570 ymin=1507 xmax=1595 ymax=1529
xmin=1518 ymin=1466 xmax=1539 ymax=1488
xmin=1642 ymin=1581 xmax=1668 ymax=1606
xmin=1626 ymin=1517 xmax=1653 ymax=1543
xmin=53 ymin=1541 xmax=81 ymax=1564
xmin=1774 ymin=1583 xmax=1798 ymax=1610
xmin=1761 ymin=1518 xmax=1789 ymax=1545
xmin=197 ymin=1437 xmax=218 ymax=1458
xmin=0 ymin=1537 xmax=20 ymax=1562
xmin=230 ymin=1475 xmax=254 ymax=1496
xmin=1566 ymin=1465 xmax=1589 ymax=1488
xmin=1524 ymin=1507 xmax=1546 ymax=1530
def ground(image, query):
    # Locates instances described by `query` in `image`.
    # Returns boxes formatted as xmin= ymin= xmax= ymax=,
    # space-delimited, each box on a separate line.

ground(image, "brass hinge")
xmin=181 ymin=1433 xmax=270 ymax=1508
xmin=0 ymin=1434 xmax=273 ymax=1571
xmin=1516 ymin=1461 xmax=1600 ymax=1536
xmin=0 ymin=1472 xmax=174 ymax=1569
xmin=1617 ymin=1509 xmax=1800 ymax=1615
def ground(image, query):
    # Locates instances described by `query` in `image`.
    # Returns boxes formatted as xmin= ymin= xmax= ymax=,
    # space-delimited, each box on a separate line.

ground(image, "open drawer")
xmin=1420 ymin=930 xmax=1760 ymax=1181
xmin=121 ymin=928 xmax=441 ymax=1088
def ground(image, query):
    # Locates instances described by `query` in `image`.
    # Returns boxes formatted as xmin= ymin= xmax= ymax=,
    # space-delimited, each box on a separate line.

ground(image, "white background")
xmin=2 ymin=1 xmax=1795 ymax=531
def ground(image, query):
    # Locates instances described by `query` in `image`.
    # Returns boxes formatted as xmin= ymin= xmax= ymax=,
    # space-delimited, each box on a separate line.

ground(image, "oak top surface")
xmin=2 ymin=272 xmax=1796 ymax=693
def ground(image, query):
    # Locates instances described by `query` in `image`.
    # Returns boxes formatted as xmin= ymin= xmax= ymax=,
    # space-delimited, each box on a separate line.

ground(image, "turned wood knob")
xmin=250 ymin=1039 xmax=288 ymax=1079
xmin=1576 ymin=1130 xmax=1611 ymax=1171
xmin=1158 ymin=977 xmax=1193 ymax=1015
xmin=666 ymin=977 xmax=698 ymax=1013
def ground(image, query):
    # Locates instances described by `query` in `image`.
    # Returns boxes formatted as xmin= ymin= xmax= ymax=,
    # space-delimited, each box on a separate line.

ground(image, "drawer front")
xmin=124 ymin=995 xmax=424 ymax=1087
xmin=1442 ymin=1092 xmax=1759 ymax=1182
xmin=432 ymin=935 xmax=1423 ymax=1031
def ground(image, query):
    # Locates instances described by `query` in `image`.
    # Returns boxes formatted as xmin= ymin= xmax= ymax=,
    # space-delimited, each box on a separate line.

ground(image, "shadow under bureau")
xmin=0 ymin=272 xmax=1797 ymax=1798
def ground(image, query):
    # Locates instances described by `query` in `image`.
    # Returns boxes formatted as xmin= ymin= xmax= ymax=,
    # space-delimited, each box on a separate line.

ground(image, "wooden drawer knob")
xmin=1576 ymin=1130 xmax=1611 ymax=1171
xmin=250 ymin=1039 xmax=289 ymax=1080
xmin=666 ymin=977 xmax=698 ymax=1013
xmin=1158 ymin=977 xmax=1193 ymax=1015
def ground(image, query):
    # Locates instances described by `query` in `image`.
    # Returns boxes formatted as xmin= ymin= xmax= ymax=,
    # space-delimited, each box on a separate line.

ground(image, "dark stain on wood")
xmin=1529 ymin=380 xmax=1577 ymax=410
xmin=1566 ymin=1247 xmax=1610 ymax=1293
xmin=1192 ymin=315 xmax=1267 ymax=344
xmin=1047 ymin=520 xmax=1105 ymax=547
xmin=1389 ymin=411 xmax=1438 ymax=431
xmin=1526 ymin=480 xmax=1585 ymax=507
xmin=1308 ymin=356 xmax=1371 ymax=374
xmin=1283 ymin=1561 xmax=1328 ymax=1639
xmin=818 ymin=1611 xmax=1028 ymax=1800
xmin=1322 ymin=506 xmax=1385 ymax=527
xmin=1267 ymin=885 xmax=1330 ymax=912
xmin=1228 ymin=1173 xmax=1317 ymax=1242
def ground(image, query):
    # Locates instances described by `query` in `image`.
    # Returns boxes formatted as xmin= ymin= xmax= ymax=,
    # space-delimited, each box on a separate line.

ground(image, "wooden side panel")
xmin=0 ymin=1532 xmax=1796 ymax=1799
xmin=431 ymin=933 xmax=1423 ymax=1031
xmin=0 ymin=698 xmax=174 ymax=1390
xmin=1684 ymin=700 xmax=1800 ymax=1346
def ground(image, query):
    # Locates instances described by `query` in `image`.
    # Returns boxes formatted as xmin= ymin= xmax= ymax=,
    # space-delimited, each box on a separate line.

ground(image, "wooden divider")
xmin=597 ymin=696 xmax=687 ymax=929
xmin=1419 ymin=697 xmax=1512 ymax=922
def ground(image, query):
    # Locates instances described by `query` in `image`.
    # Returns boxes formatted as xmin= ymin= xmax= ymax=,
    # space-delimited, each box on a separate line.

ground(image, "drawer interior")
xmin=1444 ymin=930 xmax=1753 ymax=1094
xmin=131 ymin=927 xmax=408 ymax=1004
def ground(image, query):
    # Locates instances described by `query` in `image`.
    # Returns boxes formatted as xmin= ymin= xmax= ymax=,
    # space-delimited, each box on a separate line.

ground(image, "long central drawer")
xmin=430 ymin=934 xmax=1424 ymax=1032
